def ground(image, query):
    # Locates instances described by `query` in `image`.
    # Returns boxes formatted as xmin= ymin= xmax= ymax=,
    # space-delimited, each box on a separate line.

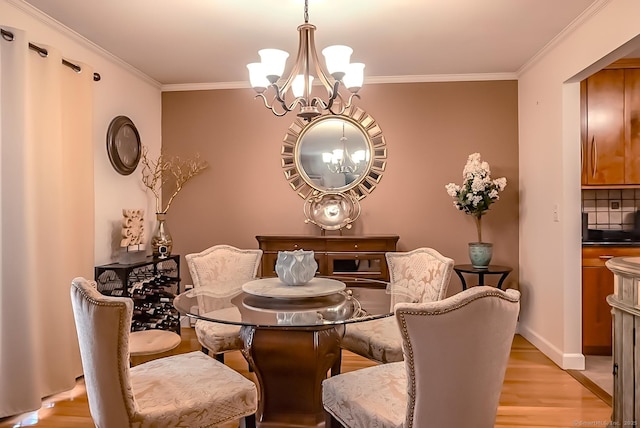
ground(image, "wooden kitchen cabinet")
xmin=581 ymin=69 xmax=625 ymax=185
xmin=256 ymin=235 xmax=399 ymax=288
xmin=624 ymin=68 xmax=640 ymax=183
xmin=582 ymin=246 xmax=640 ymax=355
xmin=581 ymin=62 xmax=640 ymax=186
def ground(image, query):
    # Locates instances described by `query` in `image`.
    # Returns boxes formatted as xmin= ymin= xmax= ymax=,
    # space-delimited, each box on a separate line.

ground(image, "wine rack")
xmin=94 ymin=255 xmax=181 ymax=334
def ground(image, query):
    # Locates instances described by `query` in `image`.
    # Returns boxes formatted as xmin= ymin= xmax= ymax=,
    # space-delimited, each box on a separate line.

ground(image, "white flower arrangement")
xmin=445 ymin=153 xmax=507 ymax=243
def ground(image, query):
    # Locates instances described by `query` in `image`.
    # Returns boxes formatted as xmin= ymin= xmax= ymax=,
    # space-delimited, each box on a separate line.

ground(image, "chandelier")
xmin=246 ymin=0 xmax=364 ymax=122
xmin=323 ymin=122 xmax=367 ymax=174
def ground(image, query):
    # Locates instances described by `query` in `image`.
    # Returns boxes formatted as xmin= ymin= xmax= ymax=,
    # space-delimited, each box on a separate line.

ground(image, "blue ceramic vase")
xmin=468 ymin=242 xmax=493 ymax=269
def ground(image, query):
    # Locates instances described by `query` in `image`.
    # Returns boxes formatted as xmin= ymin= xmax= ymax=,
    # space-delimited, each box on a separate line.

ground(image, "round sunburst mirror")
xmin=281 ymin=106 xmax=387 ymax=202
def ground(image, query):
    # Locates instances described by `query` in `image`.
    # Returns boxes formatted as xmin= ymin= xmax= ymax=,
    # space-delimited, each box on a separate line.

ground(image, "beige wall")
xmin=162 ymin=81 xmax=519 ymax=293
xmin=519 ymin=1 xmax=640 ymax=368
xmin=1 ymin=0 xmax=163 ymax=265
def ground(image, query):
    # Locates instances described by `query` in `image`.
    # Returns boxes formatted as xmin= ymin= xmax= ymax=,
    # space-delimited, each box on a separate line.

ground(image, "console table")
xmin=256 ymin=235 xmax=399 ymax=288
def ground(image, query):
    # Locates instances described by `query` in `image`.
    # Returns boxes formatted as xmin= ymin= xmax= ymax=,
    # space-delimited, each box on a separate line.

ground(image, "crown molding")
xmin=162 ymin=81 xmax=250 ymax=92
xmin=161 ymin=73 xmax=517 ymax=92
xmin=6 ymin=0 xmax=161 ymax=89
xmin=517 ymin=0 xmax=612 ymax=76
xmin=364 ymin=73 xmax=517 ymax=84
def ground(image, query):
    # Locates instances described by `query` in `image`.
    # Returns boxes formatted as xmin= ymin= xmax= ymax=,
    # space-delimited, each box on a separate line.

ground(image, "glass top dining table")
xmin=172 ymin=276 xmax=395 ymax=428
xmin=173 ymin=276 xmax=394 ymax=328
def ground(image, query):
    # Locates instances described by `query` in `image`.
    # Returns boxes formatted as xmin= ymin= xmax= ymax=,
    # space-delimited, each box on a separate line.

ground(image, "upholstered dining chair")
xmin=185 ymin=244 xmax=263 ymax=363
xmin=323 ymin=286 xmax=521 ymax=428
xmin=333 ymin=247 xmax=454 ymax=374
xmin=70 ymin=277 xmax=257 ymax=428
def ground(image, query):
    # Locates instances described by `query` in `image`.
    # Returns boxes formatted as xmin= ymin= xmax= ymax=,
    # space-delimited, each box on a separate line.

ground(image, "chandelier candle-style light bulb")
xmin=321 ymin=45 xmax=353 ymax=80
xmin=247 ymin=0 xmax=364 ymax=121
xmin=343 ymin=63 xmax=365 ymax=91
xmin=246 ymin=63 xmax=269 ymax=91
xmin=332 ymin=149 xmax=344 ymax=162
xmin=351 ymin=150 xmax=366 ymax=164
xmin=292 ymin=75 xmax=314 ymax=98
xmin=258 ymin=49 xmax=289 ymax=83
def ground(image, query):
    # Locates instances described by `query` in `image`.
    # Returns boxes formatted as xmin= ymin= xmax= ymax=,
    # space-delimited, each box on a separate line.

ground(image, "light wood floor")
xmin=0 ymin=329 xmax=611 ymax=428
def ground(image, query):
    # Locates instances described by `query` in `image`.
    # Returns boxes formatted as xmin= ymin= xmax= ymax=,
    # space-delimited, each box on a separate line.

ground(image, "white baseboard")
xmin=518 ymin=324 xmax=585 ymax=370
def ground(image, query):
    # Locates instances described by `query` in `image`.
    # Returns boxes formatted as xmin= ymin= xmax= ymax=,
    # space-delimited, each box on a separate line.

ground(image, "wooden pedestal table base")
xmin=240 ymin=325 xmax=341 ymax=428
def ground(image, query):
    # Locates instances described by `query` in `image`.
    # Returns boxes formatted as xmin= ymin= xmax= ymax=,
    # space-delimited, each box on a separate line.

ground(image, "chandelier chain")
xmin=304 ymin=0 xmax=309 ymax=24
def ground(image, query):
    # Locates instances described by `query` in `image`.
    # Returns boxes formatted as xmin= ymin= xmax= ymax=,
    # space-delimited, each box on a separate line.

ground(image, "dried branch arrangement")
xmin=140 ymin=146 xmax=209 ymax=214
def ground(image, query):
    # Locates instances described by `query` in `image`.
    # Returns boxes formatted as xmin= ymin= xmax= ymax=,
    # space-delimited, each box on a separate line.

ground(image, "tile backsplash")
xmin=582 ymin=189 xmax=640 ymax=230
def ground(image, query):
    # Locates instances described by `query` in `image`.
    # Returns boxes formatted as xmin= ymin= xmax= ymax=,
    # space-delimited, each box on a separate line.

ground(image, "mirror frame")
xmin=281 ymin=106 xmax=387 ymax=201
xmin=106 ymin=115 xmax=141 ymax=176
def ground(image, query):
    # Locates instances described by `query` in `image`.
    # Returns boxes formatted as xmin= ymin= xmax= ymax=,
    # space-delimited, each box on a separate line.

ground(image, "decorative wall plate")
xmin=106 ymin=116 xmax=141 ymax=175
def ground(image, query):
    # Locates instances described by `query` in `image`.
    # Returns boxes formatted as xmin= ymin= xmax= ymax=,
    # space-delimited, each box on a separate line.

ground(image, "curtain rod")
xmin=1 ymin=28 xmax=101 ymax=82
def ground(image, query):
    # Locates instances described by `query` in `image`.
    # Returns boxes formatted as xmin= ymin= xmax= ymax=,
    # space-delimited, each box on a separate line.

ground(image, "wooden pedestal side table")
xmin=453 ymin=264 xmax=512 ymax=290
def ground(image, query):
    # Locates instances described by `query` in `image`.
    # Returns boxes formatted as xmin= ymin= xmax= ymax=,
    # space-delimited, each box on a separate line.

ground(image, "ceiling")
xmin=22 ymin=0 xmax=599 ymax=87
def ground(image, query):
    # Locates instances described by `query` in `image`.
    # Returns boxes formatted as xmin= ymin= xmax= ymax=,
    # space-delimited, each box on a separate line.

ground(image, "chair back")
xmin=386 ymin=247 xmax=454 ymax=308
xmin=186 ymin=245 xmax=263 ymax=312
xmin=395 ymin=286 xmax=520 ymax=428
xmin=70 ymin=277 xmax=137 ymax=428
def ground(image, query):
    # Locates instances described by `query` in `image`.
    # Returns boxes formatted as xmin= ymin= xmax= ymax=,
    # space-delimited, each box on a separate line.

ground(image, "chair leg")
xmin=210 ymin=350 xmax=253 ymax=372
xmin=243 ymin=413 xmax=256 ymax=428
xmin=331 ymin=348 xmax=342 ymax=376
xmin=325 ymin=410 xmax=344 ymax=428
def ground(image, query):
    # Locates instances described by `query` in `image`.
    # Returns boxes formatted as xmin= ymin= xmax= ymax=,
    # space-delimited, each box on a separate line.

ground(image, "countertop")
xmin=582 ymin=228 xmax=640 ymax=247
xmin=582 ymin=240 xmax=640 ymax=247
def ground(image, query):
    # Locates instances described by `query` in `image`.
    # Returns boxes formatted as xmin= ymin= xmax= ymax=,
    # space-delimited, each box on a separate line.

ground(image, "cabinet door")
xmin=581 ymin=80 xmax=588 ymax=184
xmin=624 ymin=68 xmax=640 ymax=184
xmin=582 ymin=264 xmax=613 ymax=355
xmin=585 ymin=69 xmax=625 ymax=185
xmin=327 ymin=253 xmax=388 ymax=280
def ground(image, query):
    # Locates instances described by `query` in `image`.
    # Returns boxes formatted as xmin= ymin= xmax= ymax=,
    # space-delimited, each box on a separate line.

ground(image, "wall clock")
xmin=106 ymin=116 xmax=141 ymax=175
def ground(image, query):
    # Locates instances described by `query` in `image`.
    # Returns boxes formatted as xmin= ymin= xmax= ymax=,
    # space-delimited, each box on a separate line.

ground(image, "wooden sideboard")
xmin=256 ymin=235 xmax=399 ymax=288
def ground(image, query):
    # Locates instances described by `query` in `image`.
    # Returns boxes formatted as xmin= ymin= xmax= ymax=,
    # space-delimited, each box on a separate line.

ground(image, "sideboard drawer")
xmin=327 ymin=253 xmax=388 ymax=280
xmin=258 ymin=239 xmax=327 ymax=252
xmin=326 ymin=239 xmax=393 ymax=252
